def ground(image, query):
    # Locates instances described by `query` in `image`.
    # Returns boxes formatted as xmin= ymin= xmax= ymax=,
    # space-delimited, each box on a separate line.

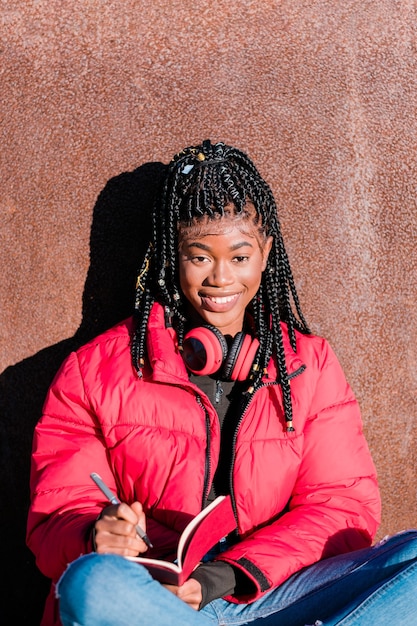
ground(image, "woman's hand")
xmin=93 ymin=501 xmax=149 ymax=556
xmin=163 ymin=578 xmax=203 ymax=611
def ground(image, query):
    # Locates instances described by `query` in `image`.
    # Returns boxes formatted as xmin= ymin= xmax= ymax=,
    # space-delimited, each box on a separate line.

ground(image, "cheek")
xmin=244 ymin=260 xmax=265 ymax=288
xmin=179 ymin=264 xmax=199 ymax=296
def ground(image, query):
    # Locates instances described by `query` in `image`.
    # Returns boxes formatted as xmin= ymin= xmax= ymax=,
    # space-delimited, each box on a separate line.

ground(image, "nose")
xmin=204 ymin=260 xmax=234 ymax=286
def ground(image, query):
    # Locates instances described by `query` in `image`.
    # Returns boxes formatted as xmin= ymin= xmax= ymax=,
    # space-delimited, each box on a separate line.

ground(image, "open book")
xmin=126 ymin=495 xmax=236 ymax=585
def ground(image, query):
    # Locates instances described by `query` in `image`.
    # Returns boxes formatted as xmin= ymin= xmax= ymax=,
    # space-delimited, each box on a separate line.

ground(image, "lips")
xmin=200 ymin=293 xmax=241 ymax=312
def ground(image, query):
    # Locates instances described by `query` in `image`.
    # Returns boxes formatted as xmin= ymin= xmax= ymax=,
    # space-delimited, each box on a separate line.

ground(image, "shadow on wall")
xmin=0 ymin=161 xmax=167 ymax=625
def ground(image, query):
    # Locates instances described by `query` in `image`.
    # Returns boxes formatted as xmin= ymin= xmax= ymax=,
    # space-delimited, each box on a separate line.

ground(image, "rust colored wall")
xmin=1 ymin=1 xmax=416 ymax=622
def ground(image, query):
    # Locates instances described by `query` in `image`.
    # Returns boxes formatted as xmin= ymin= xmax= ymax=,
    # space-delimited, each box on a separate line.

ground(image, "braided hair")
xmin=132 ymin=139 xmax=310 ymax=431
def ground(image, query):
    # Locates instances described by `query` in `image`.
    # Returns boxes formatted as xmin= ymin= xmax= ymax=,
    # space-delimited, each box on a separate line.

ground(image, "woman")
xmin=27 ymin=140 xmax=417 ymax=626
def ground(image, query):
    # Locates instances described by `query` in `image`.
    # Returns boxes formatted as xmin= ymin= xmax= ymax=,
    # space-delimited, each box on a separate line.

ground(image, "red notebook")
xmin=126 ymin=495 xmax=236 ymax=585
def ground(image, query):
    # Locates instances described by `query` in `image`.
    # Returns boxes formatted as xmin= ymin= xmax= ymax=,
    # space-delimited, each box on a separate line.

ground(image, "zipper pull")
xmin=215 ymin=379 xmax=223 ymax=404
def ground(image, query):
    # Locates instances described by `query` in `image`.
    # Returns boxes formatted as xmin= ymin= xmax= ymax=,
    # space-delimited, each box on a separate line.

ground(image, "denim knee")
xmin=57 ymin=553 xmax=152 ymax=600
xmin=57 ymin=553 xmax=156 ymax=625
xmin=58 ymin=553 xmax=101 ymax=599
xmin=371 ymin=530 xmax=417 ymax=572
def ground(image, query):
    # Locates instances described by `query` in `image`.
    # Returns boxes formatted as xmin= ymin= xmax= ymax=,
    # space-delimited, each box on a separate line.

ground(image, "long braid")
xmin=131 ymin=140 xmax=311 ymax=429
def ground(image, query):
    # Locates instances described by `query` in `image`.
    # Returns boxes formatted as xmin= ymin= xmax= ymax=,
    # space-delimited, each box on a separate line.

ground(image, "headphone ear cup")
xmin=222 ymin=333 xmax=260 ymax=381
xmin=182 ymin=325 xmax=228 ymax=376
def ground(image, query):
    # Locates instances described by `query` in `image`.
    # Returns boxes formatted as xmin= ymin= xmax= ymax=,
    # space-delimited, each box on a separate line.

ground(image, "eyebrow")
xmin=186 ymin=240 xmax=255 ymax=251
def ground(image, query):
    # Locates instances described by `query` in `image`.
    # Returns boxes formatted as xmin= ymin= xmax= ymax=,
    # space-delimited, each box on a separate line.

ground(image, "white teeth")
xmin=209 ymin=295 xmax=236 ymax=304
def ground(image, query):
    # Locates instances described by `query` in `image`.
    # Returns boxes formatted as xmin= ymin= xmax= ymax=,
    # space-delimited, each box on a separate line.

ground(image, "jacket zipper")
xmin=195 ymin=393 xmax=212 ymax=508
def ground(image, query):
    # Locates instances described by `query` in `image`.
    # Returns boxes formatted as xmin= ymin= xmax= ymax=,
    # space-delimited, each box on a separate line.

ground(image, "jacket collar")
xmin=146 ymin=303 xmax=190 ymax=384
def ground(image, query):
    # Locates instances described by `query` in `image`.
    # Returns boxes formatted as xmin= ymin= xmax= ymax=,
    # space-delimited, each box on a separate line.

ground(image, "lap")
xmin=58 ymin=530 xmax=417 ymax=626
xmin=201 ymin=530 xmax=417 ymax=626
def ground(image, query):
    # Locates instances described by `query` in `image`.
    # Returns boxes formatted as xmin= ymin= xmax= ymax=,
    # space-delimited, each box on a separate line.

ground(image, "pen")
xmin=90 ymin=472 xmax=153 ymax=549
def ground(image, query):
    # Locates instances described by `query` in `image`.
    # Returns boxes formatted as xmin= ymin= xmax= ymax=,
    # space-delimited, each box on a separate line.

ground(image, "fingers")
xmin=130 ymin=501 xmax=147 ymax=531
xmin=94 ymin=502 xmax=148 ymax=556
xmin=163 ymin=579 xmax=202 ymax=611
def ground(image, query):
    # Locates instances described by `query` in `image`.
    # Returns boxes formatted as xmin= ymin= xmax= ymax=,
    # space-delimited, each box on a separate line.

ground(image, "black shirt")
xmin=188 ymin=373 xmax=255 ymax=607
xmin=189 ymin=373 xmax=235 ymax=503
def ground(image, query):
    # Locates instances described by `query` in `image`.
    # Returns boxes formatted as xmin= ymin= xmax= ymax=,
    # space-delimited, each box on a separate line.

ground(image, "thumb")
xmin=130 ymin=500 xmax=147 ymax=529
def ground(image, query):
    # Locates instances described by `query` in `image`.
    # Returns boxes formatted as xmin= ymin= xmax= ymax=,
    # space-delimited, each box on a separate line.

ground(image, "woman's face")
xmin=178 ymin=211 xmax=273 ymax=337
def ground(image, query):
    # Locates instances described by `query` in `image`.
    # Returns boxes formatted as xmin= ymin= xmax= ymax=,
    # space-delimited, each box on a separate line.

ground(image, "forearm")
xmin=191 ymin=561 xmax=255 ymax=608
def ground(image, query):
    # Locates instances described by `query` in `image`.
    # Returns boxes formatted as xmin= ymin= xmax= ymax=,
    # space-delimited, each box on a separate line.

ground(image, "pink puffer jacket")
xmin=27 ymin=302 xmax=381 ymax=625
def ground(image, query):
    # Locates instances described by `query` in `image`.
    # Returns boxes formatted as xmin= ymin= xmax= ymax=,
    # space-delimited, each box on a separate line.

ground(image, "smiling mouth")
xmin=199 ymin=293 xmax=240 ymax=311
xmin=206 ymin=295 xmax=238 ymax=304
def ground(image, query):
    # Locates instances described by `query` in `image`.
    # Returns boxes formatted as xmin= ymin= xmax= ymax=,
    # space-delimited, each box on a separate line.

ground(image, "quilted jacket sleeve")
xmin=26 ymin=351 xmax=113 ymax=580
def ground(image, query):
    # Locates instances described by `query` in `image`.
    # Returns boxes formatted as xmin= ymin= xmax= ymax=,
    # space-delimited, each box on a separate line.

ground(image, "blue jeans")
xmin=57 ymin=530 xmax=417 ymax=625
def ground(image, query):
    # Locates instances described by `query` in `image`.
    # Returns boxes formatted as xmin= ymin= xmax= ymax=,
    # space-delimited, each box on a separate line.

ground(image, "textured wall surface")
xmin=1 ymin=1 xmax=416 ymax=623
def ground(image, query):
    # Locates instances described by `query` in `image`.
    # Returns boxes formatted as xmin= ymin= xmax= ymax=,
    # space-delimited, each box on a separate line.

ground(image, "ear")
xmin=261 ymin=236 xmax=273 ymax=271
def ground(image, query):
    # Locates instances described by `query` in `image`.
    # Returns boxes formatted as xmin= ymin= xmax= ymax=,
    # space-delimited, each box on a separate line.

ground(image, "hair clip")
xmin=136 ymin=257 xmax=150 ymax=292
xmin=136 ymin=243 xmax=154 ymax=293
xmin=181 ymin=164 xmax=194 ymax=175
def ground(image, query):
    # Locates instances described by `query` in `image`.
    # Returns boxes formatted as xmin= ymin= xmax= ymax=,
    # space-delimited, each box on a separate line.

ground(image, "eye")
xmin=233 ymin=255 xmax=249 ymax=263
xmin=191 ymin=255 xmax=210 ymax=264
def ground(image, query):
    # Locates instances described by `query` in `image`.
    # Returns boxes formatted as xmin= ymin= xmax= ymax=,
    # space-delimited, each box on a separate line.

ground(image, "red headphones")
xmin=182 ymin=325 xmax=259 ymax=381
